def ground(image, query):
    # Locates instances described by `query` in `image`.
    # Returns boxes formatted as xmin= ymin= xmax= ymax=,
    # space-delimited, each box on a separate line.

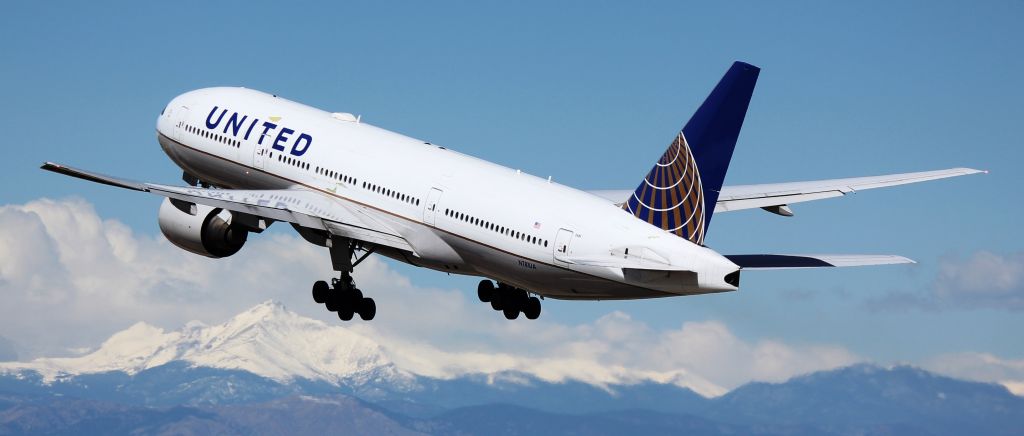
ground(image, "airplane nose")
xmin=157 ymin=100 xmax=171 ymax=130
xmin=156 ymin=95 xmax=185 ymax=139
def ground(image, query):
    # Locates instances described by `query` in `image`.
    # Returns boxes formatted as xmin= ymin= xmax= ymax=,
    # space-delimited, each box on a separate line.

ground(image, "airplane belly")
xmin=440 ymin=234 xmax=667 ymax=300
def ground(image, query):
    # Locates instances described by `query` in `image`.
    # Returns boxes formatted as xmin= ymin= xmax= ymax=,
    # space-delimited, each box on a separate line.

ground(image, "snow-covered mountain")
xmin=3 ymin=303 xmax=1023 ymax=434
xmin=0 ymin=302 xmax=711 ymax=413
xmin=1 ymin=301 xmax=736 ymax=399
xmin=0 ymin=301 xmax=413 ymax=389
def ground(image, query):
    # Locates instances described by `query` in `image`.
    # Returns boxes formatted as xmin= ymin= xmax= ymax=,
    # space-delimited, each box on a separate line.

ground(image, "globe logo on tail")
xmin=623 ymin=132 xmax=706 ymax=245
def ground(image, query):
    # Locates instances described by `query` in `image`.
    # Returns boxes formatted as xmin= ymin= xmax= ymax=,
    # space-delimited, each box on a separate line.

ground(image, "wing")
xmin=588 ymin=167 xmax=985 ymax=215
xmin=726 ymin=254 xmax=914 ymax=269
xmin=41 ymin=162 xmax=414 ymax=253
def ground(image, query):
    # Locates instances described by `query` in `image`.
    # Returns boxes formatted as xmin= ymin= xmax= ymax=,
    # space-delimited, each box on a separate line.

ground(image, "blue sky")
xmin=1 ymin=1 xmax=1021 ymax=380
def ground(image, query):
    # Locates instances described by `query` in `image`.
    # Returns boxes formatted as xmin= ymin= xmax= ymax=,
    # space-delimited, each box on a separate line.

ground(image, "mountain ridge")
xmin=2 ymin=301 xmax=1023 ymax=434
xmin=3 ymin=300 xmax=1020 ymax=402
xmin=0 ymin=301 xmax=413 ymax=390
xmin=1 ymin=300 xmax=728 ymax=398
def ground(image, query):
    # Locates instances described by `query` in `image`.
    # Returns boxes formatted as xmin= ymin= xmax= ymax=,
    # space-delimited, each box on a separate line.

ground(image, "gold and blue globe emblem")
xmin=623 ymin=133 xmax=706 ymax=245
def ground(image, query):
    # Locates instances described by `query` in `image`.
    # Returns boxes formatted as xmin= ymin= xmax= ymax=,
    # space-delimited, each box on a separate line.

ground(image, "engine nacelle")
xmin=158 ymin=198 xmax=247 ymax=258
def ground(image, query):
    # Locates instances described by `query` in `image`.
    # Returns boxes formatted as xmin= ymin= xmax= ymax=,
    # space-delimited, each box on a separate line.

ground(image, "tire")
xmin=349 ymin=288 xmax=364 ymax=304
xmin=358 ymin=298 xmax=376 ymax=321
xmin=477 ymin=280 xmax=494 ymax=303
xmin=312 ymin=280 xmax=329 ymax=304
xmin=338 ymin=308 xmax=355 ymax=321
xmin=325 ymin=294 xmax=340 ymax=312
xmin=490 ymin=291 xmax=503 ymax=311
xmin=503 ymin=306 xmax=519 ymax=320
xmin=524 ymin=297 xmax=541 ymax=320
xmin=515 ymin=289 xmax=528 ymax=310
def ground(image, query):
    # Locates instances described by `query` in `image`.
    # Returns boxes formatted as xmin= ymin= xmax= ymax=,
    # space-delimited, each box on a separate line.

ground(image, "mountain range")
xmin=1 ymin=301 xmax=1021 ymax=435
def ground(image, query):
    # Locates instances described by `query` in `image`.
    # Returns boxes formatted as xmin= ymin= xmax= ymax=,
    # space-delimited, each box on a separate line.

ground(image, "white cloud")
xmin=0 ymin=197 xmax=872 ymax=396
xmin=865 ymin=251 xmax=1024 ymax=312
xmin=360 ymin=314 xmax=859 ymax=396
xmin=923 ymin=352 xmax=1024 ymax=396
xmin=0 ymin=198 xmax=333 ymax=357
xmin=933 ymin=251 xmax=1024 ymax=310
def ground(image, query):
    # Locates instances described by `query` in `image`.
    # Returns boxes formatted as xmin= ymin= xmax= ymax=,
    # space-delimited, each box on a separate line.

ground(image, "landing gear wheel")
xmin=325 ymin=294 xmax=341 ymax=312
xmin=503 ymin=306 xmax=520 ymax=320
xmin=350 ymin=288 xmax=364 ymax=302
xmin=312 ymin=280 xmax=329 ymax=304
xmin=477 ymin=280 xmax=495 ymax=303
xmin=524 ymin=297 xmax=542 ymax=320
xmin=322 ymin=238 xmax=380 ymax=322
xmin=358 ymin=298 xmax=376 ymax=320
xmin=490 ymin=291 xmax=504 ymax=311
xmin=514 ymin=289 xmax=528 ymax=309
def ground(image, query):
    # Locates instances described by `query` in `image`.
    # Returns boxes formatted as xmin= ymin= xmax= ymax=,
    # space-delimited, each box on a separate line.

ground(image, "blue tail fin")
xmin=623 ymin=61 xmax=759 ymax=244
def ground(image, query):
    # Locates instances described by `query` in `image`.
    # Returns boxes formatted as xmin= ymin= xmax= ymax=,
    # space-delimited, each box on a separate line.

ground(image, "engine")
xmin=157 ymin=198 xmax=248 ymax=258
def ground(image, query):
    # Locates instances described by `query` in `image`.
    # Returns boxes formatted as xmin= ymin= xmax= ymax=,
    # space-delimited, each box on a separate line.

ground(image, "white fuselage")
xmin=154 ymin=87 xmax=738 ymax=300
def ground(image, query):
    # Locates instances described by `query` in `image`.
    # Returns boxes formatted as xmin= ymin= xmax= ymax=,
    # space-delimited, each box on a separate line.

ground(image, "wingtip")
xmin=958 ymin=167 xmax=988 ymax=175
xmin=37 ymin=162 xmax=148 ymax=192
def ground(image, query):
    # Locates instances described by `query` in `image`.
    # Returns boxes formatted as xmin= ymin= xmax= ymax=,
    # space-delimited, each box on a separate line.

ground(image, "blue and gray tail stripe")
xmin=624 ymin=61 xmax=759 ymax=244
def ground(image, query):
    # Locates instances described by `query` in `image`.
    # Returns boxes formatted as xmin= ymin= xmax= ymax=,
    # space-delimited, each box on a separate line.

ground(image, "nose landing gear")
xmin=477 ymin=280 xmax=541 ymax=320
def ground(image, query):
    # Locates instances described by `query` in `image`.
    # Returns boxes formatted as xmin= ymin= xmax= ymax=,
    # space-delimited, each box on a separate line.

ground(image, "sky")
xmin=1 ymin=1 xmax=1021 ymax=393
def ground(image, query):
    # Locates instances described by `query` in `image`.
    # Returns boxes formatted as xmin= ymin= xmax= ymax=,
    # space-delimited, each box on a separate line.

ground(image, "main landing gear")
xmin=477 ymin=280 xmax=541 ymax=320
xmin=311 ymin=237 xmax=376 ymax=321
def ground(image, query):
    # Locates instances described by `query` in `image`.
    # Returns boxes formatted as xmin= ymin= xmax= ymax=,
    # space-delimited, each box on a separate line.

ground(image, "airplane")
xmin=42 ymin=61 xmax=983 ymax=322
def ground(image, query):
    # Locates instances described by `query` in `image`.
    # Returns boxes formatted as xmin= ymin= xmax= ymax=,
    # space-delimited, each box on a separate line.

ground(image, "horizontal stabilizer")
xmin=726 ymin=254 xmax=914 ymax=269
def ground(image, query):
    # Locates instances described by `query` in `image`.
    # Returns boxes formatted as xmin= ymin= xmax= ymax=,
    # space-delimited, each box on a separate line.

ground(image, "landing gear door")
xmin=423 ymin=188 xmax=443 ymax=226
xmin=553 ymin=228 xmax=574 ymax=264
